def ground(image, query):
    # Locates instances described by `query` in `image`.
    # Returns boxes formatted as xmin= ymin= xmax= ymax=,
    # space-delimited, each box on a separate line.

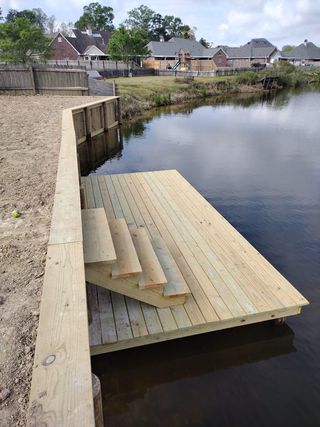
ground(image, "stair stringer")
xmin=85 ymin=264 xmax=186 ymax=308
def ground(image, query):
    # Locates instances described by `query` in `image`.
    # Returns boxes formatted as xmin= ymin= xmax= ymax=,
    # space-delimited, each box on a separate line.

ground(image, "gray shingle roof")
xmin=223 ymin=39 xmax=276 ymax=59
xmin=66 ymin=29 xmax=112 ymax=54
xmin=147 ymin=37 xmax=276 ymax=59
xmin=146 ymin=38 xmax=213 ymax=57
xmin=282 ymin=41 xmax=320 ymax=60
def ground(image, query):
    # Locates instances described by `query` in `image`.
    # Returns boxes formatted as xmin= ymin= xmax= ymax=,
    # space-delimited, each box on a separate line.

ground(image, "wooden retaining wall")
xmin=26 ymin=96 xmax=120 ymax=427
xmin=0 ymin=65 xmax=89 ymax=95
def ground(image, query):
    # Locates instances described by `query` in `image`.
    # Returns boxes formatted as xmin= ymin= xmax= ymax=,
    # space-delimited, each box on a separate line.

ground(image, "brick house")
xmin=280 ymin=40 xmax=320 ymax=67
xmin=143 ymin=38 xmax=228 ymax=71
xmin=222 ymin=38 xmax=278 ymax=67
xmin=50 ymin=28 xmax=112 ymax=61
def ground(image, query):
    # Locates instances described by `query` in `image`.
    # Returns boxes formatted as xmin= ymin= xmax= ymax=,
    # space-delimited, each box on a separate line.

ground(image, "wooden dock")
xmin=27 ymin=97 xmax=308 ymax=427
xmin=82 ymin=170 xmax=309 ymax=355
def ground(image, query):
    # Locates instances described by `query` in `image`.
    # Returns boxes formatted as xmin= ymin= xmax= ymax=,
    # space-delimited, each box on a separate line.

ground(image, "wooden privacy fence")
xmin=0 ymin=65 xmax=89 ymax=95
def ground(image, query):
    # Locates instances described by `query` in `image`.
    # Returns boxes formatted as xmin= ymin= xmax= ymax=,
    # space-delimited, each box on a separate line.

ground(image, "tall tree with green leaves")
xmin=282 ymin=45 xmax=295 ymax=53
xmin=124 ymin=5 xmax=193 ymax=41
xmin=108 ymin=27 xmax=150 ymax=65
xmin=0 ymin=17 xmax=52 ymax=63
xmin=199 ymin=37 xmax=210 ymax=48
xmin=5 ymin=8 xmax=48 ymax=32
xmin=75 ymin=2 xmax=114 ymax=31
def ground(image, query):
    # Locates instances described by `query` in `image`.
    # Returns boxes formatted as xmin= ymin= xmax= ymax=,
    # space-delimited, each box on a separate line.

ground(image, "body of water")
xmin=92 ymin=89 xmax=320 ymax=427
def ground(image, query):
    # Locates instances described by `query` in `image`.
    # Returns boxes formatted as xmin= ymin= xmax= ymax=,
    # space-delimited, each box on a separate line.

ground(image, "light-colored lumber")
xmin=82 ymin=208 xmax=116 ymax=265
xmin=109 ymin=218 xmax=142 ymax=278
xmin=92 ymin=374 xmax=104 ymax=427
xmin=91 ymin=305 xmax=302 ymax=355
xmin=85 ymin=263 xmax=186 ymax=308
xmin=27 ymin=97 xmax=119 ymax=427
xmin=130 ymin=227 xmax=167 ymax=289
xmin=151 ymin=235 xmax=190 ymax=296
xmin=27 ymin=243 xmax=94 ymax=426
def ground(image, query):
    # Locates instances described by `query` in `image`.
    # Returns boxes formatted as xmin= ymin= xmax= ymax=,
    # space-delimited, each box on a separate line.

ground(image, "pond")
xmin=91 ymin=89 xmax=320 ymax=427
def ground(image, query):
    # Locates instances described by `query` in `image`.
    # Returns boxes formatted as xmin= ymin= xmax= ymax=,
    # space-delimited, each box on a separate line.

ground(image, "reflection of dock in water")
xmin=92 ymin=322 xmax=295 ymax=416
xmin=78 ymin=127 xmax=123 ymax=176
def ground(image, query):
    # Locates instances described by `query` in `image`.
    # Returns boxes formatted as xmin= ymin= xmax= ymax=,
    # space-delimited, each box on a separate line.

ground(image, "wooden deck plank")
xmin=109 ymin=218 xmax=142 ymax=278
xmin=111 ymin=292 xmax=133 ymax=341
xmin=87 ymin=170 xmax=308 ymax=356
xmin=158 ymin=170 xmax=296 ymax=310
xmin=133 ymin=173 xmax=233 ymax=320
xmin=130 ymin=227 xmax=167 ymax=289
xmin=82 ymin=208 xmax=116 ymax=265
xmin=126 ymin=172 xmax=219 ymax=323
xmin=87 ymin=284 xmax=102 ymax=346
xmin=164 ymin=170 xmax=308 ymax=307
xmin=96 ymin=286 xmax=118 ymax=344
xmin=151 ymin=171 xmax=282 ymax=313
xmin=145 ymin=172 xmax=257 ymax=316
xmin=126 ymin=298 xmax=149 ymax=338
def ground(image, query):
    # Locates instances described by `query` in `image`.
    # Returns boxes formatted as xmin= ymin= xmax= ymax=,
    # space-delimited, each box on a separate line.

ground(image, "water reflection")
xmin=93 ymin=323 xmax=295 ymax=425
xmin=79 ymin=127 xmax=123 ymax=176
xmin=89 ymin=89 xmax=320 ymax=427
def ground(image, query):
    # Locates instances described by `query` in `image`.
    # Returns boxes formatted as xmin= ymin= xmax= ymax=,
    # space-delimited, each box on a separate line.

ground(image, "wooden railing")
xmin=26 ymin=97 xmax=120 ymax=427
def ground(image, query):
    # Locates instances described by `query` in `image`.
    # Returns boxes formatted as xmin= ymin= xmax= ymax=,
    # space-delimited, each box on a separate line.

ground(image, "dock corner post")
xmin=116 ymin=97 xmax=121 ymax=125
xmin=92 ymin=373 xmax=104 ymax=427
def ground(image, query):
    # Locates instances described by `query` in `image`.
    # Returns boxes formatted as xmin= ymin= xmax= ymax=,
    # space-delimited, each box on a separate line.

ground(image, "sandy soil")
xmin=0 ymin=95 xmax=104 ymax=427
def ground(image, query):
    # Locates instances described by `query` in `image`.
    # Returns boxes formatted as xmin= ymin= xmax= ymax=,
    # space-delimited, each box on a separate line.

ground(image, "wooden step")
xmin=85 ymin=264 xmax=186 ymax=308
xmin=151 ymin=236 xmax=191 ymax=297
xmin=82 ymin=208 xmax=116 ymax=265
xmin=109 ymin=218 xmax=142 ymax=279
xmin=130 ymin=227 xmax=167 ymax=290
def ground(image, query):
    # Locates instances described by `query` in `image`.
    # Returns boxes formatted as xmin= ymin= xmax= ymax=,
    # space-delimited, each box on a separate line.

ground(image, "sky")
xmin=1 ymin=0 xmax=320 ymax=47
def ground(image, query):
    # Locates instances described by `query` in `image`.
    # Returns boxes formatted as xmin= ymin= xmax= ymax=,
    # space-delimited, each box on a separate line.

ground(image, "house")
xmin=222 ymin=38 xmax=278 ymax=67
xmin=143 ymin=37 xmax=228 ymax=71
xmin=50 ymin=28 xmax=112 ymax=61
xmin=280 ymin=40 xmax=320 ymax=67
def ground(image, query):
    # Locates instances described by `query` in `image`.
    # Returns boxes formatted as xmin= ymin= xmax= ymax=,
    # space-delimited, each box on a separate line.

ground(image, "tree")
xmin=75 ymin=2 xmax=114 ymax=31
xmin=124 ymin=5 xmax=193 ymax=41
xmin=58 ymin=22 xmax=74 ymax=37
xmin=0 ymin=17 xmax=52 ymax=63
xmin=108 ymin=27 xmax=150 ymax=65
xmin=282 ymin=45 xmax=295 ymax=53
xmin=199 ymin=37 xmax=210 ymax=48
xmin=0 ymin=8 xmax=3 ymax=21
xmin=46 ymin=15 xmax=56 ymax=34
xmin=5 ymin=8 xmax=48 ymax=32
xmin=124 ymin=5 xmax=155 ymax=39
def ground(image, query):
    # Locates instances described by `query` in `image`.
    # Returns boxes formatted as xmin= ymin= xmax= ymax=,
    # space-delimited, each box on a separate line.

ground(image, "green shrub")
xmin=152 ymin=92 xmax=171 ymax=106
xmin=235 ymin=71 xmax=259 ymax=85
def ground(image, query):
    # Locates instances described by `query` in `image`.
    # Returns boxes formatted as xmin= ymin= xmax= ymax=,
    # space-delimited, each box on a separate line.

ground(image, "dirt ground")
xmin=0 ymin=95 xmax=104 ymax=427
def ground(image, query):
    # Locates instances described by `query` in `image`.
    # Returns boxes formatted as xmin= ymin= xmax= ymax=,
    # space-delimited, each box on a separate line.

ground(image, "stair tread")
xmin=151 ymin=236 xmax=191 ymax=297
xmin=130 ymin=227 xmax=167 ymax=289
xmin=109 ymin=218 xmax=142 ymax=278
xmin=82 ymin=208 xmax=116 ymax=264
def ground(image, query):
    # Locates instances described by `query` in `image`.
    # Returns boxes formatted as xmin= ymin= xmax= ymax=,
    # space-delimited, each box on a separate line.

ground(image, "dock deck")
xmin=82 ymin=170 xmax=308 ymax=355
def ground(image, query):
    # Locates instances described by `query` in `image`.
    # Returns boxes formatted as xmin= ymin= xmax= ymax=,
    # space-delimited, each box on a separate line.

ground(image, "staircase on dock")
xmin=82 ymin=208 xmax=191 ymax=308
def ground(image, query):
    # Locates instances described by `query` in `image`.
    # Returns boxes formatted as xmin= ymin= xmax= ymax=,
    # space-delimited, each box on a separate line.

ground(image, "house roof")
xmin=146 ymin=38 xmax=214 ymax=58
xmin=223 ymin=38 xmax=276 ymax=59
xmin=66 ymin=29 xmax=112 ymax=55
xmin=282 ymin=41 xmax=320 ymax=60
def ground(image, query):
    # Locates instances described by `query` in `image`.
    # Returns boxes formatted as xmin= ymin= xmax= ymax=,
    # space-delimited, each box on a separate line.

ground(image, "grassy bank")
xmin=115 ymin=69 xmax=320 ymax=118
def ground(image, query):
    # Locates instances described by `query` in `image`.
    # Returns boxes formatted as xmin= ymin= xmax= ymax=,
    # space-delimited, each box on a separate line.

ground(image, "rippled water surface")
xmin=92 ymin=89 xmax=320 ymax=427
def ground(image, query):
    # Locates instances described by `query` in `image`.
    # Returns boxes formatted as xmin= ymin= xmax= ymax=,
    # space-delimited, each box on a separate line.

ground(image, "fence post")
xmin=113 ymin=80 xmax=116 ymax=96
xmin=29 ymin=65 xmax=36 ymax=95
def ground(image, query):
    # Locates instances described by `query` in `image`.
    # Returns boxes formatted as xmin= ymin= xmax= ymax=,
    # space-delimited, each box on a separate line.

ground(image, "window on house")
xmin=58 ymin=37 xmax=62 ymax=43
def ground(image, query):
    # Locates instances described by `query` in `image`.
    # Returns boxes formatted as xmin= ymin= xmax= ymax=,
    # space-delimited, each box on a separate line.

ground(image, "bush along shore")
xmin=117 ymin=66 xmax=320 ymax=119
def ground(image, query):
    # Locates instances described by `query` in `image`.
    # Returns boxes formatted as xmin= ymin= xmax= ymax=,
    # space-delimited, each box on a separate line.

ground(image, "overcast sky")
xmin=1 ymin=0 xmax=320 ymax=47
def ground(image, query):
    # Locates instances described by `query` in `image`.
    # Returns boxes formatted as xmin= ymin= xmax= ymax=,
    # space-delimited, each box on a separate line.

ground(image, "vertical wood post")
xmin=92 ymin=374 xmax=104 ymax=427
xmin=29 ymin=65 xmax=36 ymax=95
